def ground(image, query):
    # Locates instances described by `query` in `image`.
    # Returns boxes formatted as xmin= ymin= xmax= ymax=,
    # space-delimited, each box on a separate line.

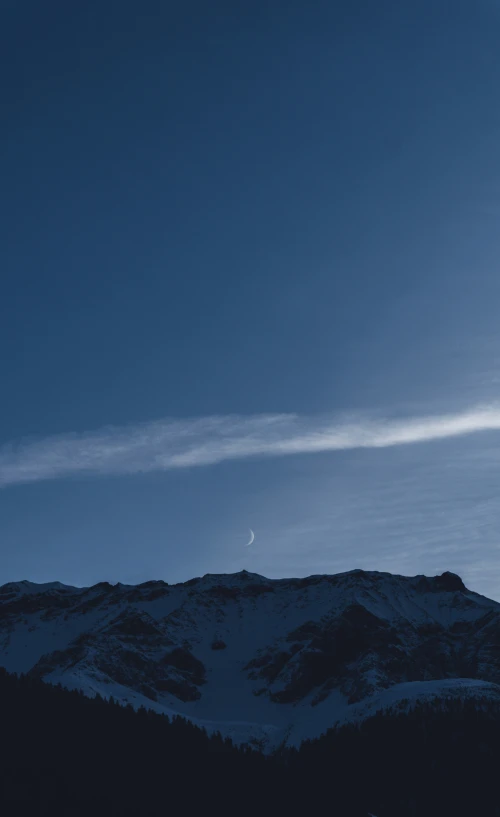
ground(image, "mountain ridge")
xmin=0 ymin=566 xmax=475 ymax=592
xmin=1 ymin=567 xmax=499 ymax=748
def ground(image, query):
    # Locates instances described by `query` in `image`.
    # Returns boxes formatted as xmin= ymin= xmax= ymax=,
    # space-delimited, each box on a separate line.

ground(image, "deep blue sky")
xmin=2 ymin=1 xmax=500 ymax=596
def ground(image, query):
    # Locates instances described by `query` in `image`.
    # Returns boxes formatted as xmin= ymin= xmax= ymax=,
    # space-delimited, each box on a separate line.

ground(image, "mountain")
xmin=2 ymin=568 xmax=500 ymax=749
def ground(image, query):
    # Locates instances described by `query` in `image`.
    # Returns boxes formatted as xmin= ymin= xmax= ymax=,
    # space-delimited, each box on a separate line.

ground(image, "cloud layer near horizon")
xmin=2 ymin=403 xmax=500 ymax=488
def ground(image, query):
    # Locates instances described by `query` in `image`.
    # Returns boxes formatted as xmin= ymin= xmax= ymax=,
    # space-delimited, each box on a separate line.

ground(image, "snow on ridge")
xmin=0 ymin=566 xmax=490 ymax=599
xmin=333 ymin=678 xmax=500 ymax=728
xmin=0 ymin=579 xmax=80 ymax=595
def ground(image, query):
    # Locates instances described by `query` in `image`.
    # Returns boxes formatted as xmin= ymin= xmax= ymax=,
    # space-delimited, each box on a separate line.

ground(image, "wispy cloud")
xmin=2 ymin=403 xmax=500 ymax=488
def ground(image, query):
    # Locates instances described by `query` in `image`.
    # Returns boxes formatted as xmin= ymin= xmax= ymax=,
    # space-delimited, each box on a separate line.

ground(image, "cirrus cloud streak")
xmin=2 ymin=403 xmax=500 ymax=488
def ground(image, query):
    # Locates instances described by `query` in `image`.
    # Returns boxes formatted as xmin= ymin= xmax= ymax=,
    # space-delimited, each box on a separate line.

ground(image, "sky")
xmin=2 ymin=0 xmax=500 ymax=597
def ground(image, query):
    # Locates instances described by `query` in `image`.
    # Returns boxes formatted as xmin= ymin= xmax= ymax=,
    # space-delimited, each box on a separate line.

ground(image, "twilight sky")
xmin=2 ymin=0 xmax=500 ymax=597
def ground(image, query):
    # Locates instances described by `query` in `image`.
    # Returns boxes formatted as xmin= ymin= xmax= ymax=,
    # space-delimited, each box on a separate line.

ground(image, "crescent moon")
xmin=245 ymin=529 xmax=255 ymax=547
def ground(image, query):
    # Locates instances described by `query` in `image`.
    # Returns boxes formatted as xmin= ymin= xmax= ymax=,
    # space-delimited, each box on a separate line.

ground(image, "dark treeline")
xmin=1 ymin=668 xmax=500 ymax=816
xmin=290 ymin=696 xmax=500 ymax=817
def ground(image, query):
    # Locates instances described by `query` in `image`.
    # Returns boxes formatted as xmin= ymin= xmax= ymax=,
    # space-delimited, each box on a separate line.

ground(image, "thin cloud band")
xmin=1 ymin=404 xmax=500 ymax=487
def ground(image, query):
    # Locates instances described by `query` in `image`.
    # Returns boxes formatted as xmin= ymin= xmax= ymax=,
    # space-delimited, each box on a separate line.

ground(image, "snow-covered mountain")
xmin=1 ymin=568 xmax=500 ymax=748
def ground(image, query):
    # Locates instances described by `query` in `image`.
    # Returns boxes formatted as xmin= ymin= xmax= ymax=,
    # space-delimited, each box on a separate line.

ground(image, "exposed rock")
xmin=434 ymin=572 xmax=466 ymax=593
xmin=211 ymin=639 xmax=227 ymax=650
xmin=160 ymin=647 xmax=206 ymax=684
xmin=107 ymin=612 xmax=162 ymax=637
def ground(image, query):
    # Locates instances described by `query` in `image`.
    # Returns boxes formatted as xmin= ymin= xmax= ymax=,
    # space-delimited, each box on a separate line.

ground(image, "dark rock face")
xmin=160 ymin=647 xmax=206 ymax=683
xmin=27 ymin=639 xmax=207 ymax=705
xmin=92 ymin=582 xmax=114 ymax=592
xmin=182 ymin=577 xmax=201 ymax=588
xmin=28 ymin=643 xmax=87 ymax=680
xmin=0 ymin=592 xmax=73 ymax=618
xmin=434 ymin=572 xmax=467 ymax=593
xmin=154 ymin=678 xmax=201 ymax=701
xmin=249 ymin=604 xmax=400 ymax=704
xmin=137 ymin=580 xmax=168 ymax=590
xmin=416 ymin=572 xmax=467 ymax=594
xmin=209 ymin=586 xmax=240 ymax=601
xmin=211 ymin=639 xmax=227 ymax=650
xmin=107 ymin=612 xmax=162 ymax=637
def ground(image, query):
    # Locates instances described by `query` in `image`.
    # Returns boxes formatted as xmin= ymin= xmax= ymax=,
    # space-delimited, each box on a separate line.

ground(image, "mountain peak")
xmin=433 ymin=571 xmax=466 ymax=592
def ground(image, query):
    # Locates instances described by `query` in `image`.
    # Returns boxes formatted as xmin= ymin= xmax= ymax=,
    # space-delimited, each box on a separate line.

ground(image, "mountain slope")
xmin=1 ymin=568 xmax=500 ymax=747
